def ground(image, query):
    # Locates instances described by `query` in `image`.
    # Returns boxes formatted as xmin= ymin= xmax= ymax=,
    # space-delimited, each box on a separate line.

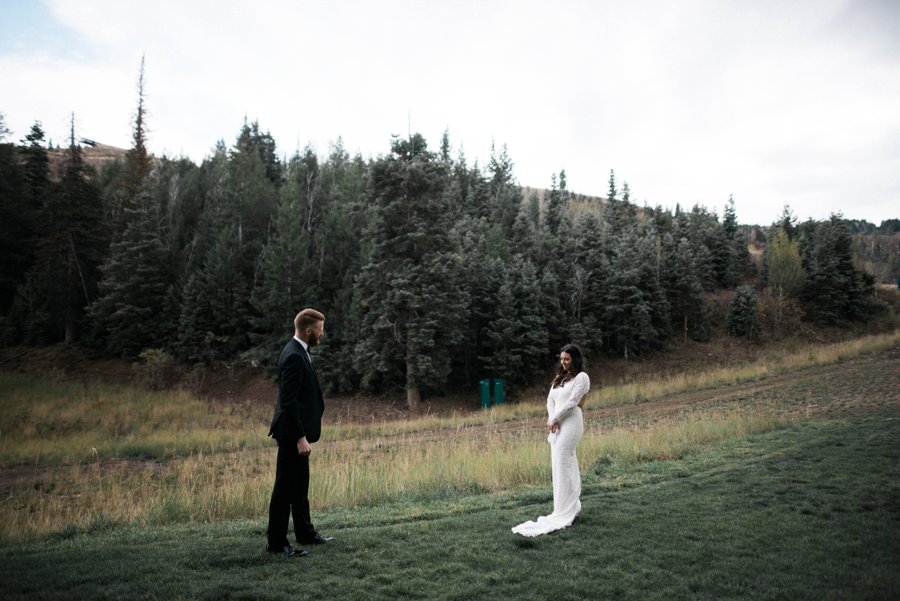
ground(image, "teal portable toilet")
xmin=493 ymin=379 xmax=504 ymax=405
xmin=479 ymin=379 xmax=491 ymax=408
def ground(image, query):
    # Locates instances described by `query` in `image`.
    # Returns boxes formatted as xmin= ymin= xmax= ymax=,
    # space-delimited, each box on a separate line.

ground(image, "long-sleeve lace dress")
xmin=512 ymin=371 xmax=590 ymax=537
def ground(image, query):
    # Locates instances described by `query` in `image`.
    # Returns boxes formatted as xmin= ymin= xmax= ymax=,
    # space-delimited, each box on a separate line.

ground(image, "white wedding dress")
xmin=512 ymin=371 xmax=589 ymax=537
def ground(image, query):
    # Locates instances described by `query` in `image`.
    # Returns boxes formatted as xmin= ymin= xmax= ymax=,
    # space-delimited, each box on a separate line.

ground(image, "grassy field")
xmin=1 ymin=417 xmax=897 ymax=600
xmin=0 ymin=333 xmax=898 ymax=599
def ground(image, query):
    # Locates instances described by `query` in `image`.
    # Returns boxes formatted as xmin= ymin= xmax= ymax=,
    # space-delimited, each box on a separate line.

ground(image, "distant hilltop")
xmin=47 ymin=142 xmax=128 ymax=177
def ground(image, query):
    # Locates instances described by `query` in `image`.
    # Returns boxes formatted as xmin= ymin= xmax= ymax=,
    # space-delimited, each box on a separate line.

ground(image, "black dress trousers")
xmin=267 ymin=441 xmax=315 ymax=547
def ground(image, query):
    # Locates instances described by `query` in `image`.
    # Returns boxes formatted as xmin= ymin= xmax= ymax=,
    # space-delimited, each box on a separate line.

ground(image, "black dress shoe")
xmin=266 ymin=544 xmax=308 ymax=557
xmin=299 ymin=533 xmax=334 ymax=545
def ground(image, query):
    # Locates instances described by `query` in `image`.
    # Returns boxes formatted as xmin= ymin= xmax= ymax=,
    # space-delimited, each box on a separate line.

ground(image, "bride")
xmin=512 ymin=343 xmax=590 ymax=537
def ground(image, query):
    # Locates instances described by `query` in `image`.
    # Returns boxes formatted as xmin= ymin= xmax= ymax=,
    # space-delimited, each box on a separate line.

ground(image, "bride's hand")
xmin=547 ymin=422 xmax=560 ymax=433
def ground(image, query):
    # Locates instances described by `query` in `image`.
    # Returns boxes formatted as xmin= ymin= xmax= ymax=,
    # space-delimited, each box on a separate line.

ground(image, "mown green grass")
xmin=2 ymin=416 xmax=898 ymax=601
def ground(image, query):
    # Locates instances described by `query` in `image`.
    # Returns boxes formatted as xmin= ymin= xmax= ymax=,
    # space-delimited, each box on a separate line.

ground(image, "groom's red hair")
xmin=294 ymin=308 xmax=325 ymax=333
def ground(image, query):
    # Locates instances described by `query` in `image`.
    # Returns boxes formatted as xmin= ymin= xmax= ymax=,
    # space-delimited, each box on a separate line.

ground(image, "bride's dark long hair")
xmin=552 ymin=343 xmax=584 ymax=388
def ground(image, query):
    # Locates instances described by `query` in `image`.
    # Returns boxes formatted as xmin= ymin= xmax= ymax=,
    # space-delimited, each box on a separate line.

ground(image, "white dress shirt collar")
xmin=293 ymin=336 xmax=309 ymax=354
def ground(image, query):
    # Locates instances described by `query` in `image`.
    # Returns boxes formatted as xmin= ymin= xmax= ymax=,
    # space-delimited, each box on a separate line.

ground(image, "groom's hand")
xmin=297 ymin=437 xmax=312 ymax=456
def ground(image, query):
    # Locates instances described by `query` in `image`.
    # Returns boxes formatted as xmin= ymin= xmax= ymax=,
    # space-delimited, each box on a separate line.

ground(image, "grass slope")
xmin=2 ymin=416 xmax=898 ymax=601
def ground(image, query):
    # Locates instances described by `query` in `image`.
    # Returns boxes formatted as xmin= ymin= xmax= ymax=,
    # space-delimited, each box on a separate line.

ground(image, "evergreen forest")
xmin=0 ymin=91 xmax=893 ymax=407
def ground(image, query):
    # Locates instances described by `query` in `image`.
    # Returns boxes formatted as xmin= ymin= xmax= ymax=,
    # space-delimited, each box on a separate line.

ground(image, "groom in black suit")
xmin=266 ymin=308 xmax=333 ymax=557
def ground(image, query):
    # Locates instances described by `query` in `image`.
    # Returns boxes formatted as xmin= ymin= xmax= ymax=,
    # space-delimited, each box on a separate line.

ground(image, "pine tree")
xmin=0 ymin=122 xmax=43 ymax=319
xmin=487 ymin=143 xmax=521 ymax=238
xmin=234 ymin=119 xmax=283 ymax=186
xmin=110 ymin=56 xmax=154 ymax=240
xmin=776 ymin=204 xmax=798 ymax=240
xmin=22 ymin=122 xmax=51 ymax=202
xmin=248 ymin=175 xmax=315 ymax=369
xmin=89 ymin=186 xmax=172 ymax=357
xmin=177 ymin=224 xmax=252 ymax=362
xmin=679 ymin=205 xmax=720 ymax=291
xmin=800 ymin=215 xmax=871 ymax=323
xmin=308 ymin=144 xmax=369 ymax=391
xmin=24 ymin=116 xmax=106 ymax=343
xmin=353 ymin=134 xmax=467 ymax=409
xmin=543 ymin=173 xmax=566 ymax=236
xmin=719 ymin=196 xmax=741 ymax=287
xmin=450 ymin=216 xmax=495 ymax=386
xmin=175 ymin=121 xmax=278 ymax=363
xmin=565 ymin=212 xmax=607 ymax=353
xmin=152 ymin=156 xmax=203 ymax=265
xmin=226 ymin=121 xmax=279 ymax=252
xmin=661 ymin=235 xmax=710 ymax=342
xmin=603 ymin=171 xmax=638 ymax=234
xmin=479 ymin=255 xmax=548 ymax=388
xmin=603 ymin=232 xmax=668 ymax=358
xmin=728 ymin=285 xmax=761 ymax=341
xmin=647 ymin=204 xmax=675 ymax=236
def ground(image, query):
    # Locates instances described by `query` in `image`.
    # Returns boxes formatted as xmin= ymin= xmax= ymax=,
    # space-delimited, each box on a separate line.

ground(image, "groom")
xmin=266 ymin=308 xmax=333 ymax=557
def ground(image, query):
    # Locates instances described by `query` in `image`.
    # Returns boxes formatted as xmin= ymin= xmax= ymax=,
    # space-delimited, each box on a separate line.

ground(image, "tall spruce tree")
xmin=479 ymin=255 xmax=547 ymax=388
xmin=110 ymin=56 xmax=153 ymax=240
xmin=543 ymin=173 xmax=567 ymax=237
xmin=679 ymin=206 xmax=719 ymax=291
xmin=1 ymin=121 xmax=44 ymax=320
xmin=24 ymin=116 xmax=105 ymax=343
xmin=22 ymin=122 xmax=51 ymax=202
xmin=728 ymin=285 xmax=761 ymax=341
xmin=487 ymin=142 xmax=521 ymax=238
xmin=89 ymin=185 xmax=172 ymax=357
xmin=800 ymin=215 xmax=871 ymax=323
xmin=603 ymin=173 xmax=638 ymax=234
xmin=719 ymin=196 xmax=742 ymax=287
xmin=661 ymin=235 xmax=709 ymax=342
xmin=603 ymin=231 xmax=669 ymax=358
xmin=234 ymin=119 xmax=283 ymax=186
xmin=777 ymin=204 xmax=798 ymax=240
xmin=177 ymin=223 xmax=252 ymax=362
xmin=308 ymin=144 xmax=369 ymax=391
xmin=226 ymin=121 xmax=279 ymax=253
xmin=248 ymin=174 xmax=316 ymax=369
xmin=450 ymin=215 xmax=495 ymax=386
xmin=352 ymin=134 xmax=466 ymax=409
xmin=565 ymin=212 xmax=607 ymax=353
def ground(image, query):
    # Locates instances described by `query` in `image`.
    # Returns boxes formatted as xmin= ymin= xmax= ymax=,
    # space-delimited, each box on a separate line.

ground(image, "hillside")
xmin=46 ymin=142 xmax=127 ymax=177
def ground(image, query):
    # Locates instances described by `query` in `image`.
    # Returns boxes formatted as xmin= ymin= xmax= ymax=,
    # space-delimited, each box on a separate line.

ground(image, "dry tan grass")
xmin=0 ymin=405 xmax=788 ymax=543
xmin=1 ymin=330 xmax=896 ymax=543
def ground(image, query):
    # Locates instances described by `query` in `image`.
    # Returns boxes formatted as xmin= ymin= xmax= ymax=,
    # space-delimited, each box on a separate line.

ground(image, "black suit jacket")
xmin=268 ymin=338 xmax=324 ymax=444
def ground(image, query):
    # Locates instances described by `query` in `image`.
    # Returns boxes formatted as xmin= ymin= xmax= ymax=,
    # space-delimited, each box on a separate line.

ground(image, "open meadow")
xmin=1 ymin=332 xmax=899 ymax=600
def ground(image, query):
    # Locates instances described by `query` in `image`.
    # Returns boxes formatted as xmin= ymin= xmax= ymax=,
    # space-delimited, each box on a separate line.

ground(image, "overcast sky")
xmin=1 ymin=0 xmax=898 ymax=226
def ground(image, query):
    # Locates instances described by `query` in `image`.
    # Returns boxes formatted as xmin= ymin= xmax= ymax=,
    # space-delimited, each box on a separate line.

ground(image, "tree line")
xmin=0 ymin=93 xmax=884 ymax=406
